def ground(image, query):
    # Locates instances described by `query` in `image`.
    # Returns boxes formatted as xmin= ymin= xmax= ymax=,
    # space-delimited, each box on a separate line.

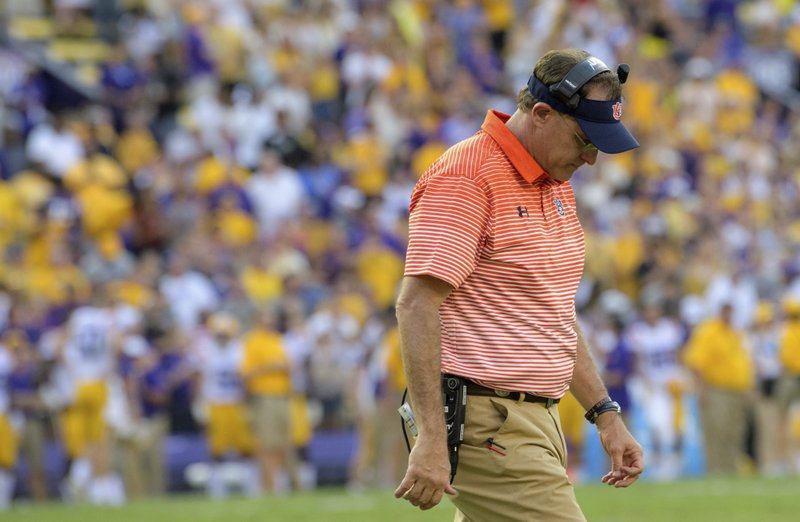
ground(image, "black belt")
xmin=464 ymin=379 xmax=560 ymax=408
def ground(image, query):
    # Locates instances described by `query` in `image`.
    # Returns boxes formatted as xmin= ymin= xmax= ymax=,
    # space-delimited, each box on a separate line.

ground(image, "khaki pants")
xmin=119 ymin=415 xmax=168 ymax=497
xmin=451 ymin=395 xmax=585 ymax=522
xmin=755 ymin=380 xmax=783 ymax=474
xmin=699 ymin=388 xmax=749 ymax=476
xmin=248 ymin=395 xmax=291 ymax=451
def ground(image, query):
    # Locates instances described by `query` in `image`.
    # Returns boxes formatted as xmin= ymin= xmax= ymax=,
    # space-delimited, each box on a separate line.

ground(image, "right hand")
xmin=394 ymin=436 xmax=457 ymax=510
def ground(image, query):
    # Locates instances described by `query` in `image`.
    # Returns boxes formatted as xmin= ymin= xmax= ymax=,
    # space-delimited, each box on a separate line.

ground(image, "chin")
xmin=548 ymin=170 xmax=574 ymax=183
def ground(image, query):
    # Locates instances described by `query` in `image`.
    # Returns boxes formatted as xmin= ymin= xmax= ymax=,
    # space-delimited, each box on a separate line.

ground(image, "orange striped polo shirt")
xmin=405 ymin=110 xmax=585 ymax=398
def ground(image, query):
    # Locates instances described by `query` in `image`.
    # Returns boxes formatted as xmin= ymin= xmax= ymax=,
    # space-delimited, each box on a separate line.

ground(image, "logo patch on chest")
xmin=554 ymin=198 xmax=566 ymax=217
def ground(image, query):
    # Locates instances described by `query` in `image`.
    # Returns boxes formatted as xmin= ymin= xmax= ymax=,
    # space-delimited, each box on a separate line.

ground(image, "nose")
xmin=581 ymin=149 xmax=599 ymax=165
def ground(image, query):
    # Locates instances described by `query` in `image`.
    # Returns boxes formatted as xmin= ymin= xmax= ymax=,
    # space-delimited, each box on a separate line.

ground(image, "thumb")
xmin=445 ymin=483 xmax=458 ymax=496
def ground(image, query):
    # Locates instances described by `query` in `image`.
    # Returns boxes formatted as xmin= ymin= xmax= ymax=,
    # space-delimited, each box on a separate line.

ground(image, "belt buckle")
xmin=494 ymin=389 xmax=510 ymax=398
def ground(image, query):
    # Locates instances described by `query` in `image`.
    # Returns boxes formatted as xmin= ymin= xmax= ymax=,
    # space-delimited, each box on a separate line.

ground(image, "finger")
xmin=414 ymin=484 xmax=435 ymax=507
xmin=624 ymin=452 xmax=645 ymax=475
xmin=616 ymin=472 xmax=642 ymax=487
xmin=619 ymin=465 xmax=643 ymax=477
xmin=422 ymin=489 xmax=445 ymax=510
xmin=602 ymin=470 xmax=626 ymax=486
xmin=403 ymin=493 xmax=421 ymax=506
xmin=402 ymin=483 xmax=421 ymax=505
xmin=394 ymin=478 xmax=415 ymax=499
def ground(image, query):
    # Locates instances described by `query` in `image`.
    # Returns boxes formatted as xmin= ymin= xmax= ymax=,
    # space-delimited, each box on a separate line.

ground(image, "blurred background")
xmin=0 ymin=0 xmax=800 ymax=511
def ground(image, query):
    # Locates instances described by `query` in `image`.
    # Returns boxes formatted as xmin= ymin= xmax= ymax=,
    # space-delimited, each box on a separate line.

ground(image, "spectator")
xmin=158 ymin=253 xmax=219 ymax=332
xmin=245 ymin=149 xmax=306 ymax=239
xmin=778 ymin=298 xmax=800 ymax=474
xmin=240 ymin=306 xmax=292 ymax=493
xmin=684 ymin=303 xmax=754 ymax=476
xmin=0 ymin=336 xmax=18 ymax=510
xmin=7 ymin=329 xmax=48 ymax=501
xmin=750 ymin=301 xmax=784 ymax=476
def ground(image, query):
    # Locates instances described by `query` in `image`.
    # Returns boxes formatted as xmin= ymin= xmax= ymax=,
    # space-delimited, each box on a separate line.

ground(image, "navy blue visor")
xmin=527 ymin=75 xmax=639 ymax=154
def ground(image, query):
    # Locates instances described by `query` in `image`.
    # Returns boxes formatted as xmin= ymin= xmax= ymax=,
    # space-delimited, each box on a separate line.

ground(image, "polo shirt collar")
xmin=481 ymin=110 xmax=547 ymax=184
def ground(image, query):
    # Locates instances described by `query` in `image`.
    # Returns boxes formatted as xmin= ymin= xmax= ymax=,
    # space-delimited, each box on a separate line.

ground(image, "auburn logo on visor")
xmin=612 ymin=102 xmax=622 ymax=120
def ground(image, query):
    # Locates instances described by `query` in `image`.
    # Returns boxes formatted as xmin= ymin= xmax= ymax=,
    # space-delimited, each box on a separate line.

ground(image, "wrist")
xmin=584 ymin=397 xmax=622 ymax=424
xmin=593 ymin=408 xmax=622 ymax=429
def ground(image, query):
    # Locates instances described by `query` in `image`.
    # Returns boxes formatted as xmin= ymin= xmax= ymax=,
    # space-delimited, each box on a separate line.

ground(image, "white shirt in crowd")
xmin=159 ymin=270 xmax=220 ymax=331
xmin=245 ymin=160 xmax=306 ymax=237
xmin=25 ymin=122 xmax=85 ymax=177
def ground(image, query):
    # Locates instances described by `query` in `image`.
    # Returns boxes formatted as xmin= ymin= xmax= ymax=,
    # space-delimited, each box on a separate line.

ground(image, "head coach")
xmin=394 ymin=48 xmax=645 ymax=521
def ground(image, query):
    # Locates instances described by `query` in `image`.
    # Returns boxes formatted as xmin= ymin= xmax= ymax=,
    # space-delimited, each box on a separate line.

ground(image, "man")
xmin=749 ymin=301 xmax=783 ymax=475
xmin=683 ymin=303 xmax=753 ymax=475
xmin=777 ymin=298 xmax=800 ymax=472
xmin=7 ymin=330 xmax=49 ymax=502
xmin=0 ymin=339 xmax=17 ymax=510
xmin=59 ymin=294 xmax=126 ymax=505
xmin=240 ymin=307 xmax=292 ymax=493
xmin=626 ymin=299 xmax=687 ymax=480
xmin=394 ymin=49 xmax=644 ymax=521
xmin=196 ymin=312 xmax=260 ymax=498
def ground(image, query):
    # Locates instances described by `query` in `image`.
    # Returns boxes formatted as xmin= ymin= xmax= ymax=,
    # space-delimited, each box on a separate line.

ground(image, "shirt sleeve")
xmin=404 ymin=174 xmax=491 ymax=289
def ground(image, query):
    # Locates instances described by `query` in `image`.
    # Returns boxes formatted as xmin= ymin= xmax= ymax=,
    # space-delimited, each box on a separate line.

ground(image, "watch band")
xmin=584 ymin=398 xmax=622 ymax=424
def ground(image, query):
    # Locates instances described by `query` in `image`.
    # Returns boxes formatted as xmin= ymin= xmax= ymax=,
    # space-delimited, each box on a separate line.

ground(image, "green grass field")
xmin=5 ymin=477 xmax=800 ymax=521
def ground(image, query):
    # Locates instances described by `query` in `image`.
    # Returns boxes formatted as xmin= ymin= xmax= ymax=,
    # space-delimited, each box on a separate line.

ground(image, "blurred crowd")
xmin=1 ymin=0 xmax=800 ymax=508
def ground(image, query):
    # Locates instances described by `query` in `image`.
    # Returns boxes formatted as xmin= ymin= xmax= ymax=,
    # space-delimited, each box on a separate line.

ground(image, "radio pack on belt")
xmin=398 ymin=375 xmax=468 ymax=484
xmin=442 ymin=375 xmax=467 ymax=446
xmin=442 ymin=374 xmax=467 ymax=483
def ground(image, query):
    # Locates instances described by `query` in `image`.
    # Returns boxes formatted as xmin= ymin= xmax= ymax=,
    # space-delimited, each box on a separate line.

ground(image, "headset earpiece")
xmin=548 ymin=56 xmax=613 ymax=109
xmin=617 ymin=64 xmax=630 ymax=84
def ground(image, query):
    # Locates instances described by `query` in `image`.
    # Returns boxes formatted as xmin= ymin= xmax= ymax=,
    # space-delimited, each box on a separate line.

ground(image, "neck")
xmin=505 ymin=109 xmax=539 ymax=162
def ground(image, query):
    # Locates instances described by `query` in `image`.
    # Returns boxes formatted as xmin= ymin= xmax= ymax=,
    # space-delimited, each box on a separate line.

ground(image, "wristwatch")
xmin=584 ymin=397 xmax=622 ymax=424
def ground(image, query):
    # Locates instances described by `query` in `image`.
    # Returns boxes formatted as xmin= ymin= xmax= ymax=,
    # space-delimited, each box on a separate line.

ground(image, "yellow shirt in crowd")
xmin=683 ymin=318 xmax=754 ymax=391
xmin=780 ymin=319 xmax=800 ymax=375
xmin=115 ymin=127 xmax=159 ymax=173
xmin=239 ymin=266 xmax=282 ymax=304
xmin=384 ymin=326 xmax=406 ymax=392
xmin=356 ymin=244 xmax=404 ymax=309
xmin=241 ymin=328 xmax=291 ymax=396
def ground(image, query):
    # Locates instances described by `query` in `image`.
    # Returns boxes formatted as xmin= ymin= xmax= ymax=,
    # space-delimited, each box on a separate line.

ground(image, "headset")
xmin=548 ymin=57 xmax=630 ymax=109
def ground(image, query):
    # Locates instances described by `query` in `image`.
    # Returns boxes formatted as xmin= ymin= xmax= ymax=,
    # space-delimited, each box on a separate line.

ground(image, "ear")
xmin=530 ymin=102 xmax=555 ymax=127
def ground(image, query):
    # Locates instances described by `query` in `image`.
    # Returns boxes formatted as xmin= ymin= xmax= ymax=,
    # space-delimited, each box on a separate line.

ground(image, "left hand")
xmin=595 ymin=412 xmax=644 ymax=487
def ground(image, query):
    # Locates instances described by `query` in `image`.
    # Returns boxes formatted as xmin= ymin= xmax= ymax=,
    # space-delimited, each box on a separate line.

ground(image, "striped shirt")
xmin=405 ymin=110 xmax=585 ymax=398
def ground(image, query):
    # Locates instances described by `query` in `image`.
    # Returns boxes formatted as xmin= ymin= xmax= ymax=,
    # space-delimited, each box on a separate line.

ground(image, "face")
xmin=214 ymin=332 xmax=233 ymax=345
xmin=540 ymin=109 xmax=599 ymax=182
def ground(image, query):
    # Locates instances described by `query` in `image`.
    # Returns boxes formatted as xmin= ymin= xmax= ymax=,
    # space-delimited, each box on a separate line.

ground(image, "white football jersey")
xmin=626 ymin=318 xmax=685 ymax=385
xmin=63 ymin=306 xmax=115 ymax=382
xmin=198 ymin=339 xmax=245 ymax=405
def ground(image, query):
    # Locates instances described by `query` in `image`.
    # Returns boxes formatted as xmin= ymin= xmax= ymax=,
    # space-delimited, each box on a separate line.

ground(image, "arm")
xmin=570 ymin=323 xmax=644 ymax=487
xmin=393 ymin=275 xmax=457 ymax=510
